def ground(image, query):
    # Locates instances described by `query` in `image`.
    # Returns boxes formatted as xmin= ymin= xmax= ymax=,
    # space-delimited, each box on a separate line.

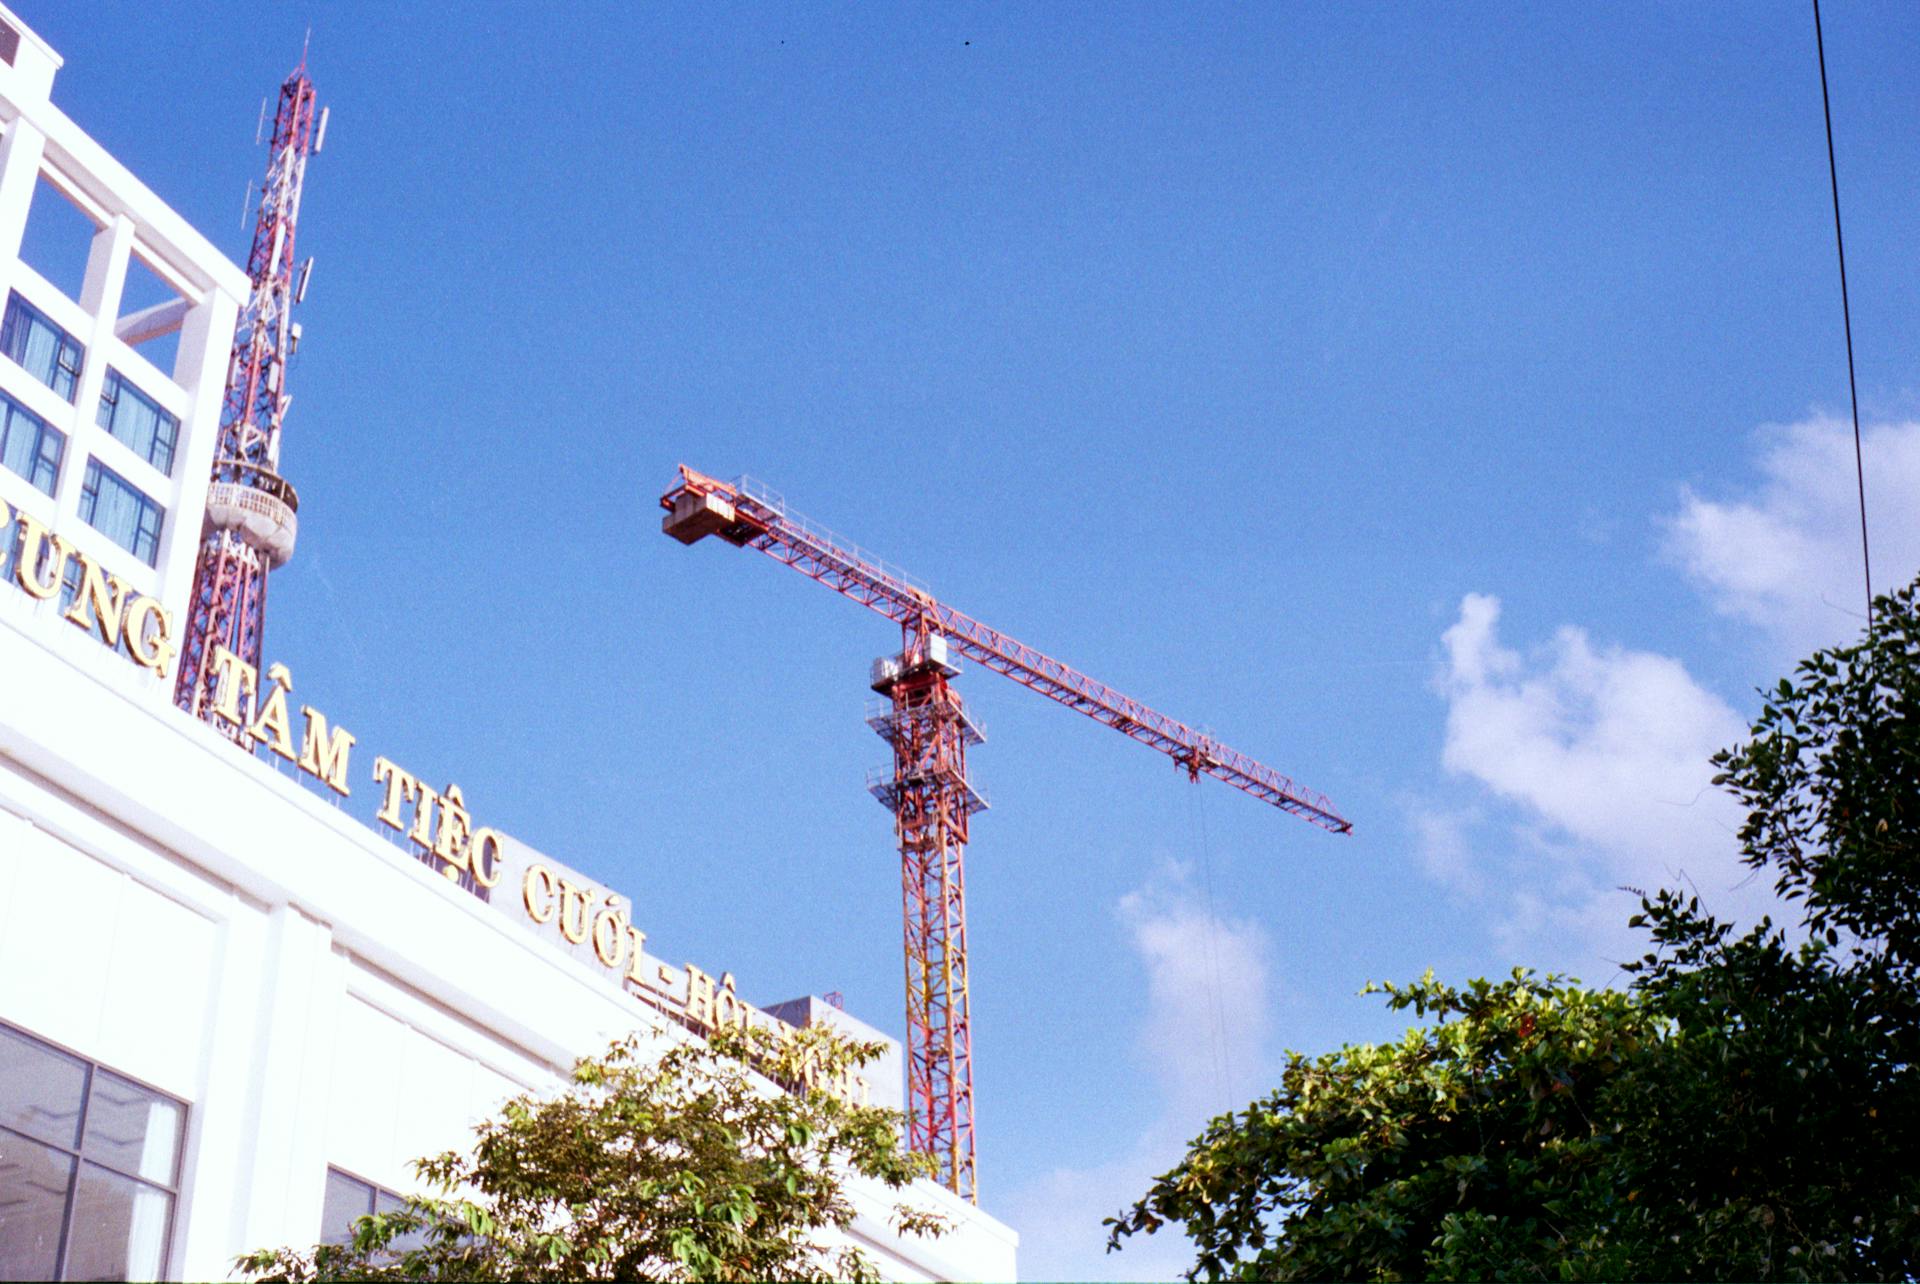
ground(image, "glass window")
xmin=0 ymin=291 xmax=83 ymax=402
xmin=320 ymin=1168 xmax=429 ymax=1253
xmin=64 ymin=1164 xmax=171 ymax=1283
xmin=78 ymin=459 xmax=164 ymax=567
xmin=0 ymin=390 xmax=64 ymax=496
xmin=321 ymin=1168 xmax=376 ymax=1246
xmin=81 ymin=1073 xmax=183 ymax=1187
xmin=0 ymin=1021 xmax=185 ymax=1283
xmin=95 ymin=371 xmax=178 ymax=476
xmin=0 ymin=1024 xmax=87 ymax=1149
xmin=0 ymin=1130 xmax=74 ymax=1281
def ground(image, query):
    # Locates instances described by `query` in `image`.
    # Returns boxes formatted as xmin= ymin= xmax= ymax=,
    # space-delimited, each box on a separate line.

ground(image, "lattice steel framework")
xmin=867 ymin=620 xmax=986 ymax=1196
xmin=661 ymin=464 xmax=1352 ymax=1204
xmin=175 ymin=62 xmax=322 ymax=724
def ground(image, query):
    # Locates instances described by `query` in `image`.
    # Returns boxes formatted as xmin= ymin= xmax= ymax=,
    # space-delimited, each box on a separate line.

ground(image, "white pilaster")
xmin=47 ymin=213 xmax=131 ymax=533
xmin=77 ymin=211 xmax=129 ymax=316
xmin=0 ymin=113 xmax=44 ymax=264
xmin=170 ymin=900 xmax=257 ymax=1281
xmin=155 ymin=286 xmax=235 ymax=614
xmin=230 ymin=903 xmax=343 ymax=1260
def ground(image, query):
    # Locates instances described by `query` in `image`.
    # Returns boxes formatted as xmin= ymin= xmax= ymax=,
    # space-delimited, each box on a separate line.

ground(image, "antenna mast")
xmin=175 ymin=61 xmax=325 ymax=724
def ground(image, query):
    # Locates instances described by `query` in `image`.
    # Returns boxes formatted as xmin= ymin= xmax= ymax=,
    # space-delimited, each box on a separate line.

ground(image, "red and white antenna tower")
xmin=175 ymin=60 xmax=326 ymax=724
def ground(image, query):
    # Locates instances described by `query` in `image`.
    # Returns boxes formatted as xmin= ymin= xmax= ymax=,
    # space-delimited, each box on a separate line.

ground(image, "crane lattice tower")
xmin=868 ymin=619 xmax=987 ymax=1197
xmin=663 ymin=466 xmax=1350 ymax=1203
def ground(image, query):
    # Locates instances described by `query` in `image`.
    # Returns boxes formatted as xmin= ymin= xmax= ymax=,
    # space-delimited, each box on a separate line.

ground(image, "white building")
xmin=0 ymin=9 xmax=1017 ymax=1280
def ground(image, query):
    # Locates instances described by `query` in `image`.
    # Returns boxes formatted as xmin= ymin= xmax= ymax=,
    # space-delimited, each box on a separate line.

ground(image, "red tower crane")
xmin=176 ymin=61 xmax=326 ymax=724
xmin=661 ymin=465 xmax=1349 ymax=1203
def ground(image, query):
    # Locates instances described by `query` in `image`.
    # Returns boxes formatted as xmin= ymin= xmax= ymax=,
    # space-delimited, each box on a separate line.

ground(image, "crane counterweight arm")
xmin=662 ymin=466 xmax=1351 ymax=835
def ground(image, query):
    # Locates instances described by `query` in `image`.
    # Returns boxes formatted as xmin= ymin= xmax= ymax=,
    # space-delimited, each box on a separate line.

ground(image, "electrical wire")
xmin=1812 ymin=0 xmax=1875 ymax=630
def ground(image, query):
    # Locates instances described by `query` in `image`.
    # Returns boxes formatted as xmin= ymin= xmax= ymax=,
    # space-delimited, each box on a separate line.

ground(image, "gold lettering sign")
xmin=0 ymin=502 xmax=175 ymax=677
xmin=298 ymin=707 xmax=356 ymax=796
xmin=61 ymin=556 xmax=129 ymax=648
xmin=13 ymin=509 xmax=69 ymax=600
xmin=522 ymin=863 xmax=557 ymax=922
xmin=250 ymin=663 xmax=298 ymax=762
xmin=124 ymin=596 xmax=175 ymax=676
xmin=470 ymin=828 xmax=505 ymax=889
xmin=367 ymin=753 xmax=490 ymax=883
xmin=211 ymin=649 xmax=358 ymax=800
xmin=504 ymin=893 xmax=871 ymax=1106
xmin=0 ymin=505 xmax=868 ymax=1104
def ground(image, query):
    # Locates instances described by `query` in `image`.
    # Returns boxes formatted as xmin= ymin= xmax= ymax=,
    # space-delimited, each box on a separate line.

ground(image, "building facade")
xmin=0 ymin=10 xmax=1016 ymax=1280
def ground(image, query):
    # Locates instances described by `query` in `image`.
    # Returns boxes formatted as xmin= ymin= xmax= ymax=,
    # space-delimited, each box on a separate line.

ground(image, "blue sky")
xmin=33 ymin=3 xmax=1920 ymax=1277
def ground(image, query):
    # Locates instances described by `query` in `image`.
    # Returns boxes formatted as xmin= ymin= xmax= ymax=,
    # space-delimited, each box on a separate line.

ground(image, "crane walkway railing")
xmin=670 ymin=467 xmax=1350 ymax=834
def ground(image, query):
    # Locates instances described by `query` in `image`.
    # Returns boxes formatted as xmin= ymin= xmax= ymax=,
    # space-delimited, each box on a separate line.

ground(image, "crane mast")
xmin=662 ymin=465 xmax=1350 ymax=1201
xmin=870 ymin=616 xmax=984 ymax=1198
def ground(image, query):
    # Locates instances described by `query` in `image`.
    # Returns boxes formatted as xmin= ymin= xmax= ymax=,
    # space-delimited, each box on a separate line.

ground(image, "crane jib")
xmin=661 ymin=467 xmax=1351 ymax=835
xmin=661 ymin=463 xmax=1351 ymax=1202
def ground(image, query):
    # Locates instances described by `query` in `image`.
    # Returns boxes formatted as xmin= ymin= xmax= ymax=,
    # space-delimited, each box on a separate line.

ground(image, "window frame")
xmin=0 ymin=1018 xmax=187 ymax=1283
xmin=1 ymin=289 xmax=84 ymax=403
xmin=322 ymin=1166 xmax=385 ymax=1244
xmin=95 ymin=368 xmax=180 ymax=476
xmin=322 ymin=1165 xmax=434 ymax=1251
xmin=78 ymin=457 xmax=165 ymax=567
xmin=0 ymin=386 xmax=65 ymax=495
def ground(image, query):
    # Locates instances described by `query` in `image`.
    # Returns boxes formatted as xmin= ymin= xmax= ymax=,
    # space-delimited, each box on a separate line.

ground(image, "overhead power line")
xmin=1812 ymin=0 xmax=1875 ymax=631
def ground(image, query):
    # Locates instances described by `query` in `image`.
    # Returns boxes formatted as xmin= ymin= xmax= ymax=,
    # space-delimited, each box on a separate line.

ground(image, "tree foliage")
xmin=238 ymin=1023 xmax=945 ymax=1283
xmin=1110 ymin=576 xmax=1920 ymax=1281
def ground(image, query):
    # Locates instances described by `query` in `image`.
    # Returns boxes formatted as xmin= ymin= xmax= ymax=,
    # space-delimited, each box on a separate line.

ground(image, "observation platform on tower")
xmin=203 ymin=458 xmax=298 ymax=567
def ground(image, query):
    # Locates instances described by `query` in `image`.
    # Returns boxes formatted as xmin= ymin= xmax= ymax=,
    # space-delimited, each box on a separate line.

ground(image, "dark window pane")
xmin=63 ymin=1161 xmax=171 ymax=1283
xmin=77 ymin=461 xmax=164 ymax=568
xmin=32 ymin=421 xmax=60 ymax=493
xmin=1 ymin=292 xmax=82 ymax=403
xmin=0 ymin=1025 xmax=86 ymax=1148
xmin=94 ymin=372 xmax=180 ymax=477
xmin=80 ymin=1073 xmax=181 ymax=1186
xmin=0 ymin=396 xmax=63 ymax=497
xmin=320 ymin=1168 xmax=374 ymax=1246
xmin=0 ymin=1128 xmax=74 ymax=1281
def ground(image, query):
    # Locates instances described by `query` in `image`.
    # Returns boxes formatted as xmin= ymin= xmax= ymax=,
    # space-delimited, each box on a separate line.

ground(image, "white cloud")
xmin=1421 ymin=594 xmax=1767 ymax=973
xmin=1413 ymin=414 xmax=1920 ymax=978
xmin=1017 ymin=416 xmax=1920 ymax=1277
xmin=1439 ymin=595 xmax=1746 ymax=871
xmin=1006 ymin=866 xmax=1275 ymax=1282
xmin=1665 ymin=415 xmax=1920 ymax=658
xmin=1118 ymin=867 xmax=1276 ymax=1123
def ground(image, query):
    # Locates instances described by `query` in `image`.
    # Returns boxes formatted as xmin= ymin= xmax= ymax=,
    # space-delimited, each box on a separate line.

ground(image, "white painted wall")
xmin=0 ymin=611 xmax=1018 ymax=1280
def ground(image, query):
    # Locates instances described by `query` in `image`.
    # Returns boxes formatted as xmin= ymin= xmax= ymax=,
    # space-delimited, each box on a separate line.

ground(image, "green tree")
xmin=238 ymin=1023 xmax=945 ymax=1283
xmin=1109 ymin=576 xmax=1920 ymax=1281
